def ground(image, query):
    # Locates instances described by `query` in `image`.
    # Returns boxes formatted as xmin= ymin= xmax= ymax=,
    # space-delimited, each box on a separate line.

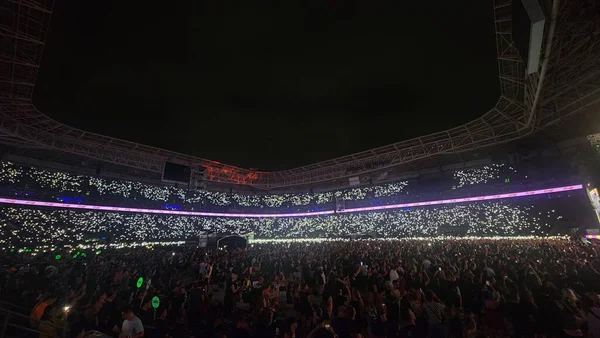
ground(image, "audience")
xmin=1 ymin=237 xmax=599 ymax=337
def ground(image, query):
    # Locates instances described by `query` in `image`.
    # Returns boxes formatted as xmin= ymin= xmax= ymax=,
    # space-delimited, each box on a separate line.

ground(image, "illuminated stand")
xmin=586 ymin=187 xmax=600 ymax=224
xmin=0 ymin=184 xmax=587 ymax=245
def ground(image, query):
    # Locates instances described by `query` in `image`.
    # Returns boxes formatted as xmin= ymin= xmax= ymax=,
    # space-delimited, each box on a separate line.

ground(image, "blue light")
xmin=56 ymin=196 xmax=83 ymax=203
xmin=17 ymin=191 xmax=36 ymax=197
xmin=164 ymin=204 xmax=181 ymax=211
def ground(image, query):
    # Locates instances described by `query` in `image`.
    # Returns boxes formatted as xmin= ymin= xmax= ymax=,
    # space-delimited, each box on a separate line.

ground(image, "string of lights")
xmin=249 ymin=236 xmax=569 ymax=244
xmin=0 ymin=185 xmax=581 ymax=218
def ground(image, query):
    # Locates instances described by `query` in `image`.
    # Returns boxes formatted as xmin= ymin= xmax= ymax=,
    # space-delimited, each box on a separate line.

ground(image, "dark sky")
xmin=34 ymin=1 xmax=498 ymax=171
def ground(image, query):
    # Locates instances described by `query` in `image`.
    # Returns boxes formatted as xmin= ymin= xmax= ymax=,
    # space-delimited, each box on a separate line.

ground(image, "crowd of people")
xmin=0 ymin=195 xmax=581 ymax=247
xmin=1 ymin=237 xmax=600 ymax=337
xmin=0 ymin=160 xmax=573 ymax=213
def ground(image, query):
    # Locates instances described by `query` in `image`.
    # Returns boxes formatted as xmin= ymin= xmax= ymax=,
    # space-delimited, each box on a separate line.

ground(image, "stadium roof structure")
xmin=0 ymin=0 xmax=599 ymax=190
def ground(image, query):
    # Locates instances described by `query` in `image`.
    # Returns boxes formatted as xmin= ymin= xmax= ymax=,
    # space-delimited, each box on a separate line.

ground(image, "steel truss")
xmin=0 ymin=0 xmax=598 ymax=190
xmin=537 ymin=0 xmax=600 ymax=128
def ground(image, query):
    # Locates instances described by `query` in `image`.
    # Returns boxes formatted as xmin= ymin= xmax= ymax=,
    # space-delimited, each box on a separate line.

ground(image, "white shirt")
xmin=121 ymin=316 xmax=143 ymax=337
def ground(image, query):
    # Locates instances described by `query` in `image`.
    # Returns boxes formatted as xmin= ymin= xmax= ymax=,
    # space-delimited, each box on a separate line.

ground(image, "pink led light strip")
xmin=340 ymin=184 xmax=583 ymax=213
xmin=0 ymin=184 xmax=583 ymax=218
xmin=0 ymin=199 xmax=334 ymax=218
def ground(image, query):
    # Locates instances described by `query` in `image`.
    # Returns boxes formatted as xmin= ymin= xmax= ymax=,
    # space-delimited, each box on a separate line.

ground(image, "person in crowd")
xmin=118 ymin=305 xmax=144 ymax=338
xmin=282 ymin=317 xmax=298 ymax=338
xmin=30 ymin=294 xmax=57 ymax=328
xmin=331 ymin=305 xmax=358 ymax=338
xmin=423 ymin=291 xmax=445 ymax=338
xmin=37 ymin=304 xmax=64 ymax=338
xmin=224 ymin=272 xmax=241 ymax=319
xmin=585 ymin=293 xmax=600 ymax=338
xmin=398 ymin=295 xmax=416 ymax=338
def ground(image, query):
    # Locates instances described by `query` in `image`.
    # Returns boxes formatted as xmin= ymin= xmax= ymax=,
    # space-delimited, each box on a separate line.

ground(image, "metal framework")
xmin=537 ymin=0 xmax=600 ymax=128
xmin=0 ymin=0 xmax=599 ymax=190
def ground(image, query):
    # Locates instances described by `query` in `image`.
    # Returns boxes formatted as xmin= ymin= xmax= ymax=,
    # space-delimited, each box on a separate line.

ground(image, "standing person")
xmin=556 ymin=288 xmax=585 ymax=338
xmin=367 ymin=295 xmax=387 ymax=338
xmin=283 ymin=317 xmax=298 ymax=338
xmin=585 ymin=293 xmax=600 ymax=338
xmin=390 ymin=264 xmax=401 ymax=283
xmin=398 ymin=296 xmax=417 ymax=338
xmin=30 ymin=294 xmax=57 ymax=328
xmin=349 ymin=288 xmax=366 ymax=334
xmin=118 ymin=305 xmax=144 ymax=338
xmin=224 ymin=273 xmax=240 ymax=318
xmin=423 ymin=291 xmax=445 ymax=338
xmin=386 ymin=289 xmax=401 ymax=337
xmin=332 ymin=305 xmax=358 ymax=338
xmin=137 ymin=300 xmax=153 ymax=328
xmin=38 ymin=305 xmax=64 ymax=338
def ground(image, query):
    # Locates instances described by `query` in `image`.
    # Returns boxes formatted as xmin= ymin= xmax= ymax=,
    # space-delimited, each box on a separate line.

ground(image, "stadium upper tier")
xmin=1 ymin=1 xmax=599 ymax=190
xmin=0 ymin=160 xmax=593 ymax=247
xmin=0 ymin=161 xmax=580 ymax=213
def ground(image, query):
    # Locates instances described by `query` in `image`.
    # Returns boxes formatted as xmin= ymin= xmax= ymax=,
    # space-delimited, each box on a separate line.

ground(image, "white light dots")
xmin=453 ymin=164 xmax=517 ymax=188
xmin=0 ymin=201 xmax=566 ymax=247
xmin=0 ymin=161 xmax=410 ymax=209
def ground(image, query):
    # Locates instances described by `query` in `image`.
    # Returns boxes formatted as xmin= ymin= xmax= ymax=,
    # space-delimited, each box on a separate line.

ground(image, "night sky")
xmin=34 ymin=1 xmax=498 ymax=171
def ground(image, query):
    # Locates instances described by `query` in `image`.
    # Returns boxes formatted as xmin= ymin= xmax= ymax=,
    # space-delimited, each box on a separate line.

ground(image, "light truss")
xmin=0 ymin=0 xmax=52 ymax=102
xmin=0 ymin=0 xmax=598 ymax=190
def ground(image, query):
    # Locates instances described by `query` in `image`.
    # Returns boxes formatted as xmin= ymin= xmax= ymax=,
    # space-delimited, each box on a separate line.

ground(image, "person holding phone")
xmin=38 ymin=304 xmax=65 ymax=338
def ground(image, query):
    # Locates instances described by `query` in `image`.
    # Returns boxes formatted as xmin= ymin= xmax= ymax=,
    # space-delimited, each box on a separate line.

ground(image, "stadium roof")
xmin=0 ymin=0 xmax=599 ymax=190
xmin=34 ymin=1 xmax=499 ymax=172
